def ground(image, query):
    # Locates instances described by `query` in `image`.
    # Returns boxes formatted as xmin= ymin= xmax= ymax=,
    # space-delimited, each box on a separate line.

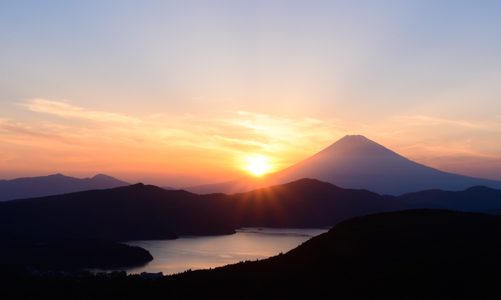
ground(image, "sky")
xmin=1 ymin=0 xmax=501 ymax=186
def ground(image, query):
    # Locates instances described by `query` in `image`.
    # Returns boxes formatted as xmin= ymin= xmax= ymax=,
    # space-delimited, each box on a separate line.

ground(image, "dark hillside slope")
xmin=400 ymin=185 xmax=501 ymax=211
xmin=1 ymin=179 xmax=501 ymax=242
xmin=6 ymin=210 xmax=501 ymax=299
xmin=168 ymin=209 xmax=501 ymax=298
xmin=0 ymin=184 xmax=235 ymax=241
xmin=228 ymin=178 xmax=402 ymax=227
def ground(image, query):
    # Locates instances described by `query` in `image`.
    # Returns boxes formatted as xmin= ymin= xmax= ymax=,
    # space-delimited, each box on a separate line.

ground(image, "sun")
xmin=244 ymin=155 xmax=272 ymax=177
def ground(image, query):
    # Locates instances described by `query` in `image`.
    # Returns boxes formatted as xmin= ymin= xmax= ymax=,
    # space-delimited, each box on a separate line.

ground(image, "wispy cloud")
xmin=220 ymin=110 xmax=339 ymax=157
xmin=395 ymin=115 xmax=498 ymax=130
xmin=358 ymin=113 xmax=501 ymax=179
xmin=0 ymin=117 xmax=69 ymax=143
xmin=3 ymin=98 xmax=501 ymax=182
xmin=1 ymin=99 xmax=341 ymax=180
xmin=12 ymin=99 xmax=501 ymax=182
xmin=21 ymin=99 xmax=139 ymax=124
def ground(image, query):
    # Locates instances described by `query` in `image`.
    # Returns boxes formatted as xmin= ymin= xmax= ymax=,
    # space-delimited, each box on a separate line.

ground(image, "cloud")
xmin=0 ymin=117 xmax=68 ymax=143
xmin=395 ymin=115 xmax=498 ymax=130
xmin=1 ymin=99 xmax=341 ymax=178
xmin=355 ymin=114 xmax=501 ymax=175
xmin=3 ymin=98 xmax=501 ymax=183
xmin=21 ymin=99 xmax=139 ymax=124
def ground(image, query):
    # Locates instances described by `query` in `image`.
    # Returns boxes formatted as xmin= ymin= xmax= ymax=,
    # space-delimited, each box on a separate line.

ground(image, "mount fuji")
xmin=187 ymin=135 xmax=501 ymax=195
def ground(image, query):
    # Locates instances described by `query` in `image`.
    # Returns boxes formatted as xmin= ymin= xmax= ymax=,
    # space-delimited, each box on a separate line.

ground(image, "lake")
xmin=125 ymin=228 xmax=328 ymax=275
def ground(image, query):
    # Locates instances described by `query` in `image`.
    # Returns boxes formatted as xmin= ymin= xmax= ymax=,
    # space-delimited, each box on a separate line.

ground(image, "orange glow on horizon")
xmin=0 ymin=103 xmax=338 ymax=186
xmin=5 ymin=99 xmax=500 ymax=186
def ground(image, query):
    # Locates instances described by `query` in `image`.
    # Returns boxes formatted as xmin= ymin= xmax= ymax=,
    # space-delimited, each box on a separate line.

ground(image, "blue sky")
xmin=1 ymin=0 xmax=501 ymax=184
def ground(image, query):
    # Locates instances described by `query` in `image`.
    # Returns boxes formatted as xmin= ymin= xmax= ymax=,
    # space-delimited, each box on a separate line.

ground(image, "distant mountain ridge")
xmin=187 ymin=135 xmax=501 ymax=195
xmin=0 ymin=173 xmax=129 ymax=201
xmin=1 ymin=178 xmax=501 ymax=241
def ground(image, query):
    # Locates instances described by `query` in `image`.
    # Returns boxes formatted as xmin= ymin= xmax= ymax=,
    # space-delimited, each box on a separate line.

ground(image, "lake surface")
xmin=125 ymin=228 xmax=328 ymax=275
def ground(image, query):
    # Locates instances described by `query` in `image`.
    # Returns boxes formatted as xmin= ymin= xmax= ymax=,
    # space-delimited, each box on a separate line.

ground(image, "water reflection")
xmin=125 ymin=228 xmax=327 ymax=275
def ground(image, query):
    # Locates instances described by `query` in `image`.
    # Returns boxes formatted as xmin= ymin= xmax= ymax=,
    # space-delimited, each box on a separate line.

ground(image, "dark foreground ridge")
xmin=1 ymin=179 xmax=501 ymax=241
xmin=0 ymin=239 xmax=152 ymax=271
xmin=3 ymin=209 xmax=501 ymax=299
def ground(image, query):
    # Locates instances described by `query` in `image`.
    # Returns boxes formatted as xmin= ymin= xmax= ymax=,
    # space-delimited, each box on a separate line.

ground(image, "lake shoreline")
xmin=123 ymin=227 xmax=328 ymax=275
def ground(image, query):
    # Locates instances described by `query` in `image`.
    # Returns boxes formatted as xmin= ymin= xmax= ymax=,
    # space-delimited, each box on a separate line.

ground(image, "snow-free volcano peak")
xmin=187 ymin=135 xmax=501 ymax=195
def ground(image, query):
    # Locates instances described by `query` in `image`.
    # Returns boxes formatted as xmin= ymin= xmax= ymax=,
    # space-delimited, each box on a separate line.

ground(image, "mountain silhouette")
xmin=400 ymin=185 xmax=501 ymax=211
xmin=187 ymin=135 xmax=501 ymax=195
xmin=1 ymin=179 xmax=501 ymax=241
xmin=0 ymin=183 xmax=235 ymax=241
xmin=0 ymin=180 xmax=394 ymax=241
xmin=0 ymin=173 xmax=129 ymax=201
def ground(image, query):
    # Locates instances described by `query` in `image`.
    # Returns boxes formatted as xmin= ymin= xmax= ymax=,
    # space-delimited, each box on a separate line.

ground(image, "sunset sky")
xmin=1 ymin=0 xmax=501 ymax=186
